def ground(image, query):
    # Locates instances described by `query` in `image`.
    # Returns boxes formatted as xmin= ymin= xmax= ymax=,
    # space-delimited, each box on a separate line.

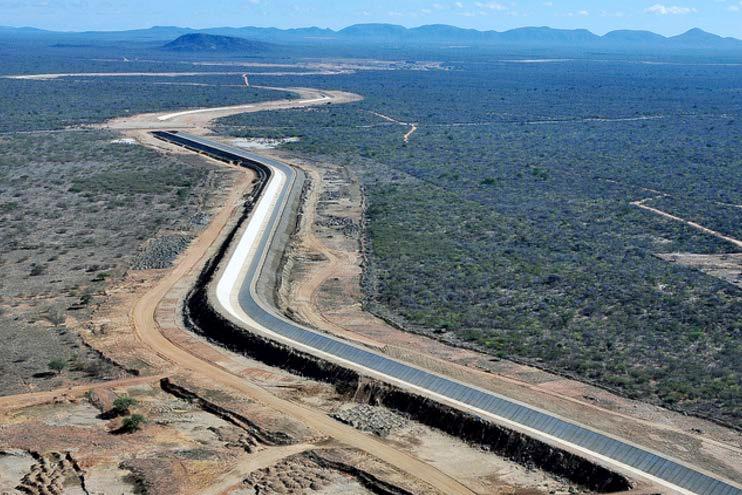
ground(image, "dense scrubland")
xmin=219 ymin=59 xmax=742 ymax=426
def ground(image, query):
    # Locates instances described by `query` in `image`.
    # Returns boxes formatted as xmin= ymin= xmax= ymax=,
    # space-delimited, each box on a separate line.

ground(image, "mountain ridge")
xmin=1 ymin=23 xmax=741 ymax=49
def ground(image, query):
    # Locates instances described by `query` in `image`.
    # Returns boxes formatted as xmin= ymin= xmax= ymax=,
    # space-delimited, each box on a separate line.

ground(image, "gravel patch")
xmin=331 ymin=404 xmax=407 ymax=437
xmin=131 ymin=234 xmax=191 ymax=270
xmin=188 ymin=212 xmax=211 ymax=228
xmin=231 ymin=137 xmax=300 ymax=150
xmin=318 ymin=215 xmax=359 ymax=237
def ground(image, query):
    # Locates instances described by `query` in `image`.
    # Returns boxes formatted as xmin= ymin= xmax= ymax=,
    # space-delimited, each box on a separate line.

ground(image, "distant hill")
xmin=339 ymin=23 xmax=409 ymax=39
xmin=0 ymin=26 xmax=49 ymax=33
xmin=669 ymin=27 xmax=742 ymax=47
xmin=498 ymin=26 xmax=599 ymax=44
xmin=2 ymin=23 xmax=741 ymax=51
xmin=601 ymin=30 xmax=667 ymax=45
xmin=162 ymin=33 xmax=271 ymax=52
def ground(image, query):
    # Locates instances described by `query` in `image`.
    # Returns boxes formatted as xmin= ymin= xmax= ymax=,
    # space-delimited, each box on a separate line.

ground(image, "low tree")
xmin=46 ymin=308 xmax=66 ymax=326
xmin=48 ymin=358 xmax=67 ymax=375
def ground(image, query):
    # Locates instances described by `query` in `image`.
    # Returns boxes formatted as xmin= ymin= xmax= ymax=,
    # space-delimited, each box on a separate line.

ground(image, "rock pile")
xmin=331 ymin=404 xmax=407 ymax=437
xmin=131 ymin=235 xmax=191 ymax=270
xmin=318 ymin=215 xmax=359 ymax=237
xmin=242 ymin=454 xmax=336 ymax=494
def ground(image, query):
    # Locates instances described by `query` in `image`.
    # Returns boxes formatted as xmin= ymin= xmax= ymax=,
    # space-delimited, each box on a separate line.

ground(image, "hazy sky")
xmin=4 ymin=0 xmax=742 ymax=38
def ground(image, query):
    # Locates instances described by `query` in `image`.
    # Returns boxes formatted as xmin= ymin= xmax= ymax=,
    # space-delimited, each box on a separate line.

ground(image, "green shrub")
xmin=111 ymin=396 xmax=137 ymax=416
xmin=120 ymin=414 xmax=145 ymax=433
xmin=48 ymin=358 xmax=67 ymax=374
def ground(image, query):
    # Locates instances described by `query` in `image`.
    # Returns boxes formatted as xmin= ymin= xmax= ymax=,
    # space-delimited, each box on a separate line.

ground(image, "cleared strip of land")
xmin=632 ymin=197 xmax=742 ymax=249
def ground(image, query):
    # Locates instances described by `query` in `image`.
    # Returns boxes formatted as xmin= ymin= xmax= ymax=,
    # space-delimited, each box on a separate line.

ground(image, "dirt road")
xmin=370 ymin=111 xmax=418 ymax=143
xmin=0 ymin=374 xmax=166 ymax=412
xmin=4 ymin=71 xmax=351 ymax=81
xmin=208 ymin=443 xmax=318 ymax=495
xmin=107 ymin=87 xmax=475 ymax=495
xmin=632 ymin=197 xmax=742 ymax=249
xmin=128 ymin=144 xmax=474 ymax=495
xmin=403 ymin=123 xmax=419 ymax=143
xmin=106 ymin=86 xmax=361 ymax=133
xmin=0 ymin=84 xmax=474 ymax=493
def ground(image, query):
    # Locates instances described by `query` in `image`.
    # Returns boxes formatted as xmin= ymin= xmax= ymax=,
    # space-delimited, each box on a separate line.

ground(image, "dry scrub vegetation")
xmin=218 ymin=59 xmax=742 ymax=426
xmin=0 ymin=130 xmax=236 ymax=395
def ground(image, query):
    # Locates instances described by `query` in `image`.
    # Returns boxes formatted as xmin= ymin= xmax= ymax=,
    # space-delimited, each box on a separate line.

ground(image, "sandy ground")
xmin=0 ymin=375 xmax=373 ymax=495
xmin=267 ymin=149 xmax=742 ymax=485
xmin=656 ymin=252 xmax=742 ymax=288
xmin=231 ymin=137 xmax=301 ymax=150
xmin=104 ymin=86 xmax=361 ymax=135
xmin=204 ymin=443 xmax=316 ymax=495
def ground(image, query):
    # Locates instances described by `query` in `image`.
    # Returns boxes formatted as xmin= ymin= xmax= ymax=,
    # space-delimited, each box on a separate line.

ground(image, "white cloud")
xmin=645 ymin=4 xmax=698 ymax=14
xmin=474 ymin=1 xmax=508 ymax=10
xmin=600 ymin=10 xmax=626 ymax=17
xmin=566 ymin=9 xmax=590 ymax=17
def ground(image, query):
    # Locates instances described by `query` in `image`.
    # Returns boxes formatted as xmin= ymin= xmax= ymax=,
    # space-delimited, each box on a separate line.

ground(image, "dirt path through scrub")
xmin=632 ymin=197 xmax=742 ymax=249
xmin=0 ymin=374 xmax=166 ymax=412
xmin=370 ymin=111 xmax=418 ymax=143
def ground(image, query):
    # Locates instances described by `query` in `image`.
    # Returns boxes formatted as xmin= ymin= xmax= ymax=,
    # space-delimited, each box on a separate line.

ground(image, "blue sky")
xmin=3 ymin=0 xmax=742 ymax=38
